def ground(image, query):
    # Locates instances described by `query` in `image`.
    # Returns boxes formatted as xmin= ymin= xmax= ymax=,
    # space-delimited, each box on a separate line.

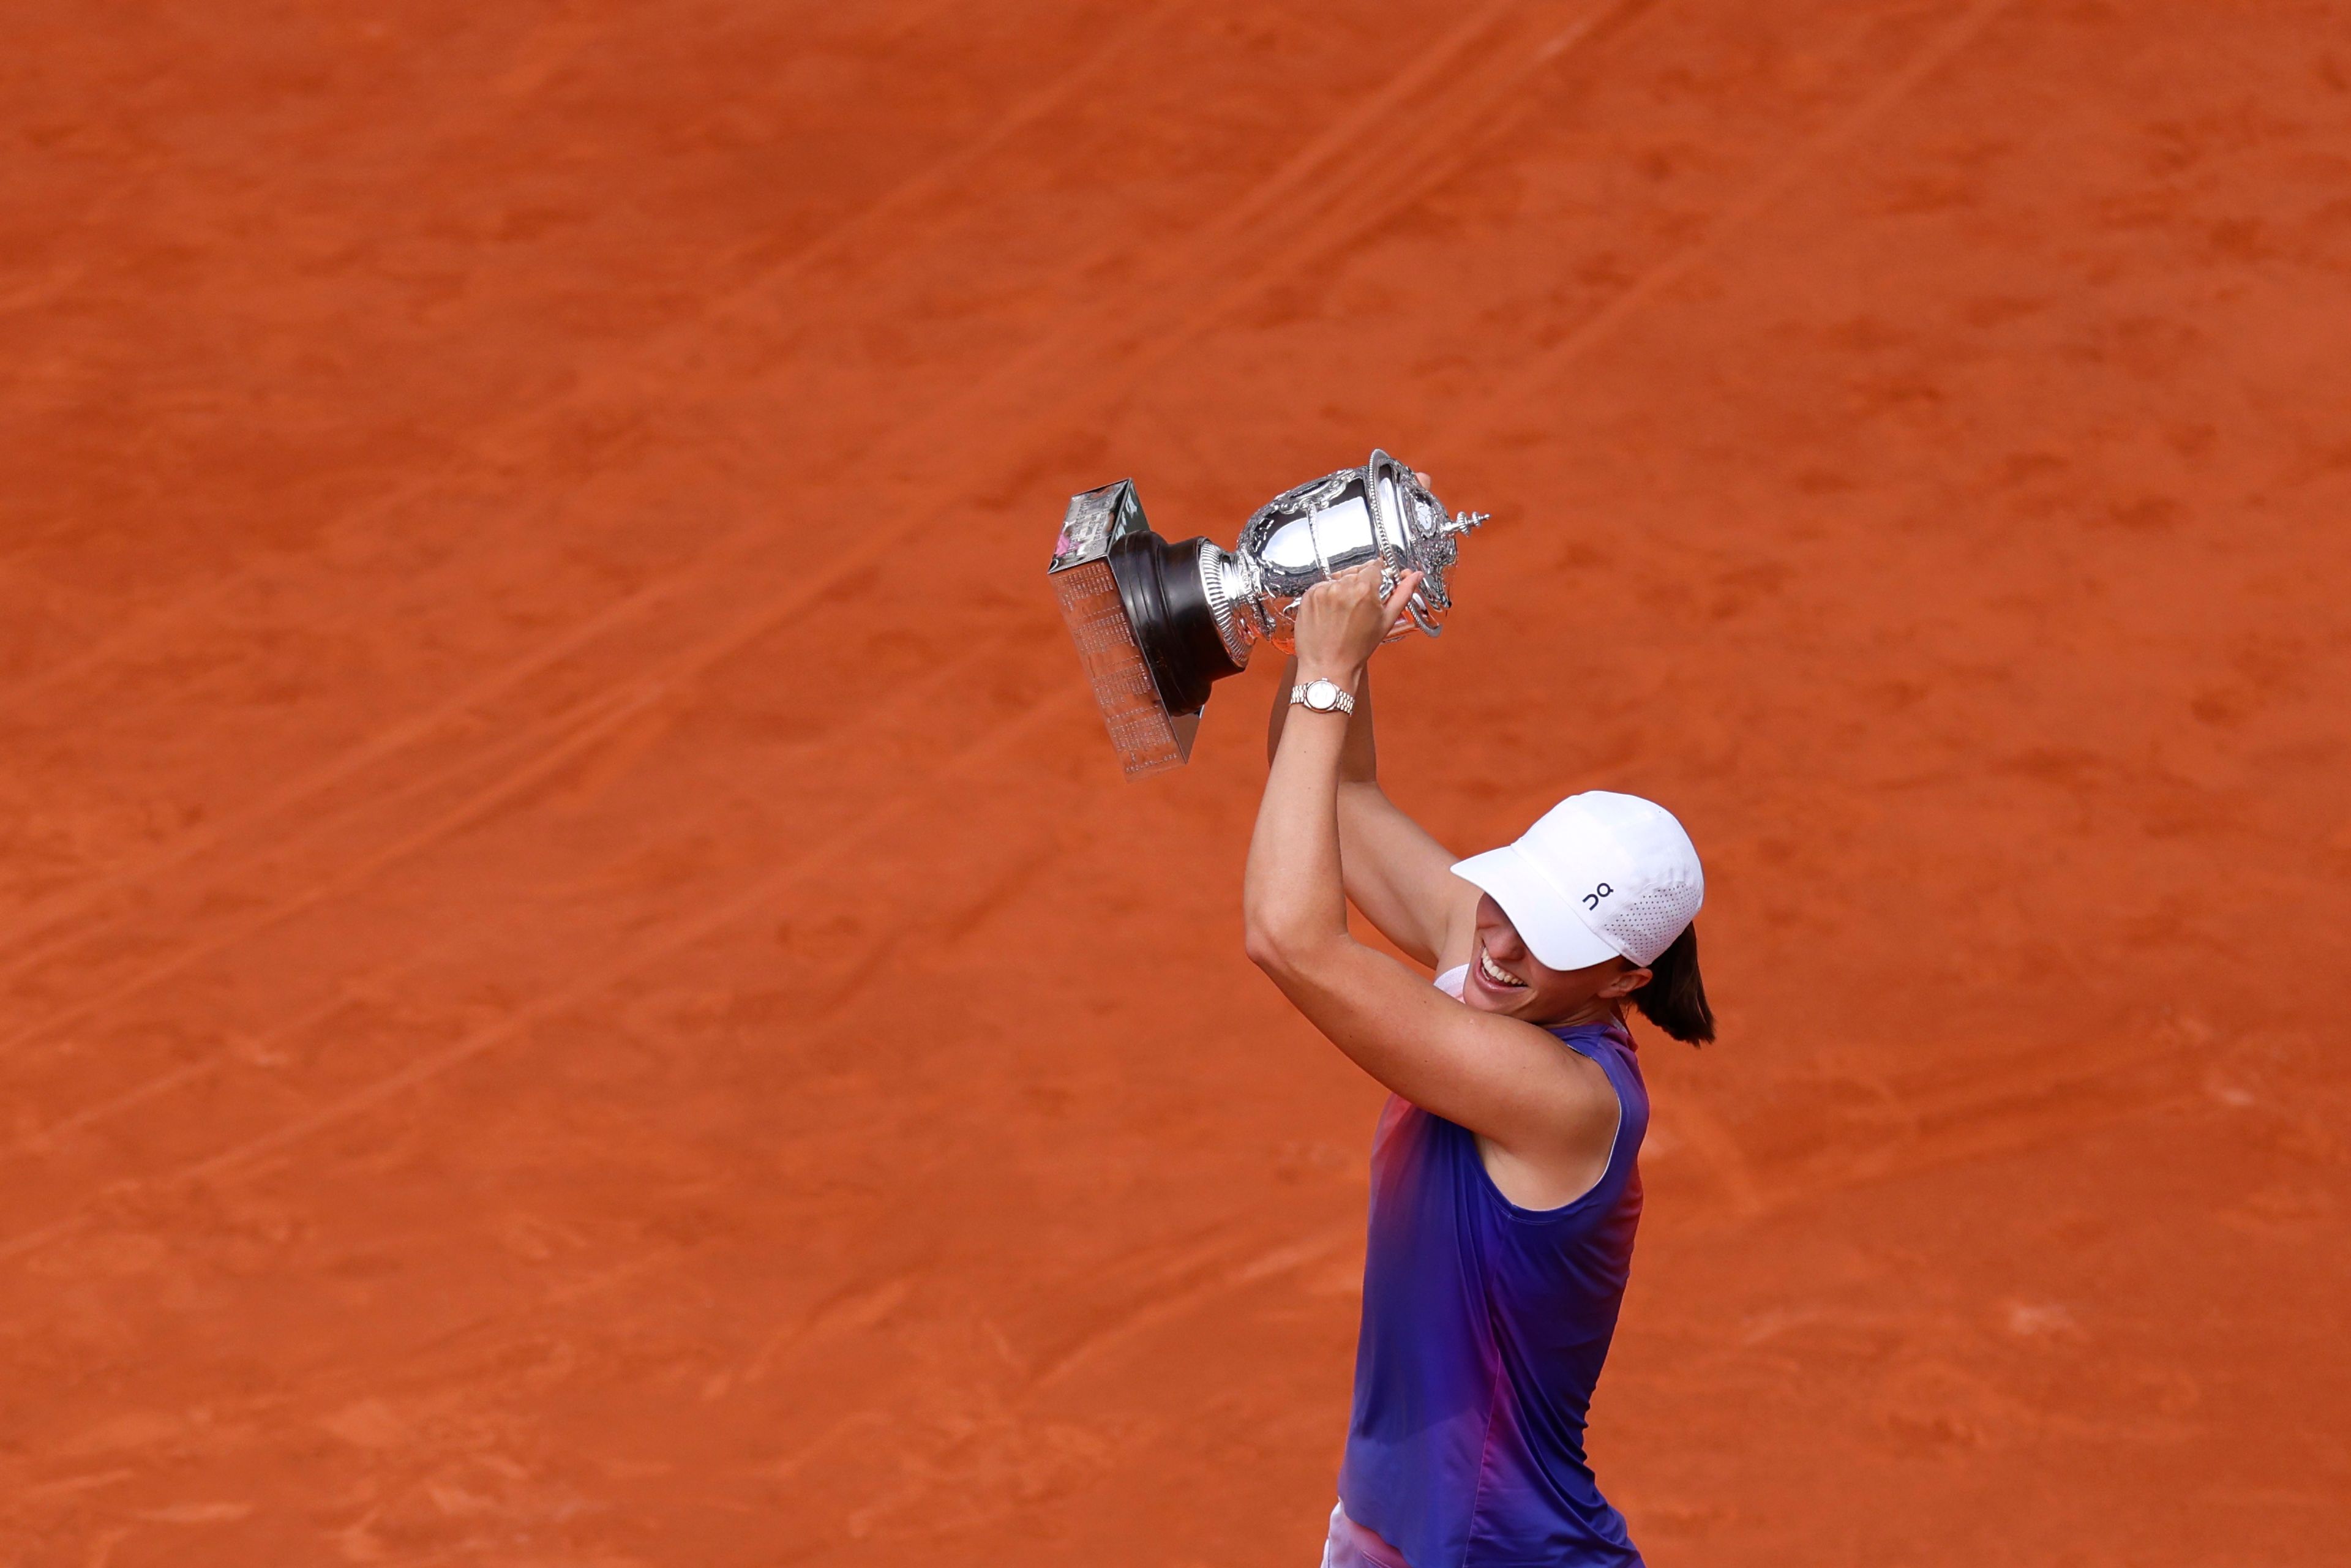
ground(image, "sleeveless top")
xmin=1337 ymin=966 xmax=1649 ymax=1567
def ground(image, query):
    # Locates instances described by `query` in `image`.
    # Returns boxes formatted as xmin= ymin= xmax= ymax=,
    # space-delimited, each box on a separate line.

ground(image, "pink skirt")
xmin=1320 ymin=1501 xmax=1412 ymax=1568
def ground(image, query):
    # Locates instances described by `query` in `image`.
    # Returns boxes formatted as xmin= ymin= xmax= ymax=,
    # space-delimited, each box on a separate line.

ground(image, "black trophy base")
xmin=1106 ymin=528 xmax=1245 ymax=719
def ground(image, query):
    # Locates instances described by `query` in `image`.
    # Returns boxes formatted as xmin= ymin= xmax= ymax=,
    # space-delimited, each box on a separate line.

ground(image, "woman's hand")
xmin=1292 ymin=565 xmax=1424 ymax=687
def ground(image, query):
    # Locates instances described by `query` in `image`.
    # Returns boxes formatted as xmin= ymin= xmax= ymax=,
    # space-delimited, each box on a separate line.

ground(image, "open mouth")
xmin=1475 ymin=944 xmax=1528 ymax=991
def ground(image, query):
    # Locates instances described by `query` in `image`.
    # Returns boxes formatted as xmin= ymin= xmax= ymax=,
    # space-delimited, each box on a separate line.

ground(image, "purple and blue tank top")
xmin=1337 ymin=967 xmax=1649 ymax=1567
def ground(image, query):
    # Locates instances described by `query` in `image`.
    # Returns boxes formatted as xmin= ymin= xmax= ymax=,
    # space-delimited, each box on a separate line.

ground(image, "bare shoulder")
xmin=1475 ymin=1029 xmax=1623 ymax=1210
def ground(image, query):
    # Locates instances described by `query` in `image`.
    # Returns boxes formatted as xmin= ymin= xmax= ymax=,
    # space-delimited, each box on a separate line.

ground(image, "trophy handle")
xmin=1365 ymin=450 xmax=1414 ymax=587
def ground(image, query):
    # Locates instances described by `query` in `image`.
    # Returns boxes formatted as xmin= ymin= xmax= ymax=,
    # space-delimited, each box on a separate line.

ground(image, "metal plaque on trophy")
xmin=1048 ymin=450 xmax=1487 ymax=778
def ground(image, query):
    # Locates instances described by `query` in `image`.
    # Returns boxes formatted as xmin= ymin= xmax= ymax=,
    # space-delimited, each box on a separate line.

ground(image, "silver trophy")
xmin=1049 ymin=449 xmax=1487 ymax=778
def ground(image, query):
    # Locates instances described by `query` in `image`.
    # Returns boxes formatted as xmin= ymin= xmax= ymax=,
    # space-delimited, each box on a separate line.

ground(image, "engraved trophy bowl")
xmin=1048 ymin=449 xmax=1487 ymax=778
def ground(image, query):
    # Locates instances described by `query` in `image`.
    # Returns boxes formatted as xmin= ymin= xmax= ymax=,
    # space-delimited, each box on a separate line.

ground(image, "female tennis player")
xmin=1247 ymin=564 xmax=1714 ymax=1568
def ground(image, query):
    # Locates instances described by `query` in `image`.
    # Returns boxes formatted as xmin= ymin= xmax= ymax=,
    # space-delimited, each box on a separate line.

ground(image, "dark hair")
xmin=1630 ymin=921 xmax=1714 ymax=1045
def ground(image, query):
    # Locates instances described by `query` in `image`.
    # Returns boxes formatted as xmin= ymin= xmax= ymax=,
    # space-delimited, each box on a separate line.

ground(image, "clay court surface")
xmin=5 ymin=1 xmax=2349 ymax=1561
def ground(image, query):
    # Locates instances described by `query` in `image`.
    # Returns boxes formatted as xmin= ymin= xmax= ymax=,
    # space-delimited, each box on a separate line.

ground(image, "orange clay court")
xmin=3 ymin=2 xmax=2347 ymax=1563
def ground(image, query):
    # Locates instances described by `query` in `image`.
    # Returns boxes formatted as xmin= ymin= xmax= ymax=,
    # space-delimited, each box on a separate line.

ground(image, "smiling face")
xmin=1461 ymin=893 xmax=1652 ymax=1027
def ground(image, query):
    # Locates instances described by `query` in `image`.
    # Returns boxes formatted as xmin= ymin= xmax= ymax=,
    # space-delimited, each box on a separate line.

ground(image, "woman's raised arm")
xmin=1265 ymin=654 xmax=1478 ymax=970
xmin=1243 ymin=569 xmax=1616 ymax=1167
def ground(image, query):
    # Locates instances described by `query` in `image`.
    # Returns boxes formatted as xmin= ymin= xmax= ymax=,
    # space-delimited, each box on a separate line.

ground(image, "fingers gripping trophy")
xmin=1048 ymin=451 xmax=1487 ymax=776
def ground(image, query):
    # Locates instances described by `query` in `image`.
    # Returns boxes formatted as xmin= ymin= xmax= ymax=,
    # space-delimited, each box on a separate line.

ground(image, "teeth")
xmin=1478 ymin=948 xmax=1525 ymax=988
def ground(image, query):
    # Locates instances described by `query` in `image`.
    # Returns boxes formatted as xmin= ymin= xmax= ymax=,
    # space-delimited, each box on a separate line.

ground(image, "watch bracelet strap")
xmin=1290 ymin=681 xmax=1356 ymax=715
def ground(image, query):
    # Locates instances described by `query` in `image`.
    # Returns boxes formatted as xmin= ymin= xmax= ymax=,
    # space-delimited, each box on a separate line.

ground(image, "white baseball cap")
xmin=1452 ymin=791 xmax=1704 ymax=970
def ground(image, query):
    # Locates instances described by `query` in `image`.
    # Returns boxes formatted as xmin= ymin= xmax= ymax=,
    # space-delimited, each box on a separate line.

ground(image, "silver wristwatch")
xmin=1290 ymin=678 xmax=1355 ymax=716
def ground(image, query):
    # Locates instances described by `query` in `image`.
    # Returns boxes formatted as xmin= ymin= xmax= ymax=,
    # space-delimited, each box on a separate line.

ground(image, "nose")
xmin=1482 ymin=920 xmax=1528 ymax=962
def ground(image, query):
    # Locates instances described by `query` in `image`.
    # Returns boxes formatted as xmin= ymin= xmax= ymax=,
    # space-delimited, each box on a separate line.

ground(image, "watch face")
xmin=1305 ymin=679 xmax=1339 ymax=711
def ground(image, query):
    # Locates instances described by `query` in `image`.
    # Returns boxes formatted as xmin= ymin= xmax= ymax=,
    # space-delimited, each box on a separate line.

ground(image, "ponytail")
xmin=1630 ymin=921 xmax=1714 ymax=1045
